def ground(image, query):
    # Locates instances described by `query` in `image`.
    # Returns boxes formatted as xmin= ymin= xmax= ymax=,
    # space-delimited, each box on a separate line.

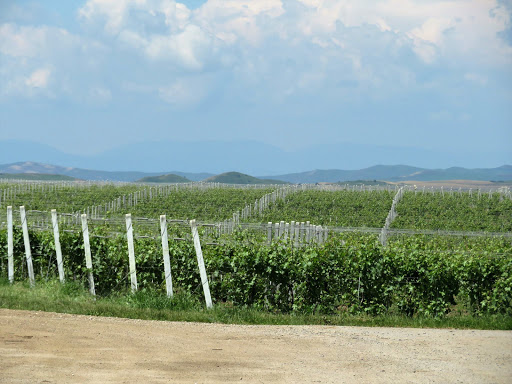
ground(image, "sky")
xmin=0 ymin=0 xmax=511 ymax=169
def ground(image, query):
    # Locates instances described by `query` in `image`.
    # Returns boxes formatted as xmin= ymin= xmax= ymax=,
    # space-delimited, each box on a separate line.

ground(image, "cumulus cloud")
xmin=2 ymin=0 xmax=511 ymax=105
xmin=0 ymin=22 xmax=108 ymax=99
xmin=25 ymin=68 xmax=51 ymax=88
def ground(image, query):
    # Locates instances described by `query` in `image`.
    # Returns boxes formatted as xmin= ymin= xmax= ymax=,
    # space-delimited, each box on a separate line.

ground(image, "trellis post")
xmin=51 ymin=209 xmax=65 ymax=283
xmin=125 ymin=214 xmax=138 ymax=292
xmin=160 ymin=215 xmax=173 ymax=297
xmin=7 ymin=206 xmax=13 ymax=283
xmin=81 ymin=214 xmax=95 ymax=296
xmin=190 ymin=220 xmax=212 ymax=309
xmin=20 ymin=206 xmax=35 ymax=287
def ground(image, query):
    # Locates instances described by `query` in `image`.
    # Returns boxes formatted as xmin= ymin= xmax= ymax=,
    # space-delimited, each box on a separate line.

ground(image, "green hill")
xmin=204 ymin=172 xmax=288 ymax=184
xmin=136 ymin=174 xmax=190 ymax=183
xmin=0 ymin=173 xmax=77 ymax=181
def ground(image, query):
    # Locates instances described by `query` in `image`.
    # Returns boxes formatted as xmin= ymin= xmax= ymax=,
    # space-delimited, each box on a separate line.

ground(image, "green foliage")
xmin=2 ymin=279 xmax=511 ymax=329
xmin=0 ymin=184 xmax=142 ymax=213
xmin=392 ymin=191 xmax=512 ymax=232
xmin=121 ymin=188 xmax=273 ymax=220
xmin=258 ymin=190 xmax=394 ymax=226
xmin=1 ymin=229 xmax=510 ymax=318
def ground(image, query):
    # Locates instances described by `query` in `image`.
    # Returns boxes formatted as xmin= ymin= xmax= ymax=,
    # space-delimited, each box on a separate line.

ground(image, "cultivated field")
xmin=0 ymin=180 xmax=511 ymax=317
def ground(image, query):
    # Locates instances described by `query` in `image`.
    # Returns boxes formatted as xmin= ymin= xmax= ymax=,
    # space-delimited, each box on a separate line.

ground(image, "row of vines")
xmin=256 ymin=189 xmax=512 ymax=232
xmin=1 ymin=228 xmax=510 ymax=317
xmin=1 ymin=182 xmax=510 ymax=232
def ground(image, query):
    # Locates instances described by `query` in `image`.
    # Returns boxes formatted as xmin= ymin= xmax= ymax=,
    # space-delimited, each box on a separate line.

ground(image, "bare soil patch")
xmin=1 ymin=309 xmax=511 ymax=383
xmin=394 ymin=180 xmax=511 ymax=189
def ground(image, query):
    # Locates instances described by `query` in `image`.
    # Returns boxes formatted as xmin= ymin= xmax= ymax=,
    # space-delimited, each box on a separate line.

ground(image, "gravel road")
xmin=1 ymin=309 xmax=511 ymax=383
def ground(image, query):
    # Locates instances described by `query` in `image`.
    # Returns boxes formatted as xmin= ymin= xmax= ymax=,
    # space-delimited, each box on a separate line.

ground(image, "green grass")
xmin=0 ymin=279 xmax=510 ymax=330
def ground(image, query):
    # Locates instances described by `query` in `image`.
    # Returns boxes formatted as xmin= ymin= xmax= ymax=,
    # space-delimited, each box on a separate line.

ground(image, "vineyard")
xmin=256 ymin=189 xmax=394 ymax=227
xmin=0 ymin=180 xmax=511 ymax=318
xmin=392 ymin=190 xmax=512 ymax=232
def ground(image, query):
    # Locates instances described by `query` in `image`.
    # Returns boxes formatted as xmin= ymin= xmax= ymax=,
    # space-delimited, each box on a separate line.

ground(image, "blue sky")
xmin=0 ymin=0 xmax=511 ymax=169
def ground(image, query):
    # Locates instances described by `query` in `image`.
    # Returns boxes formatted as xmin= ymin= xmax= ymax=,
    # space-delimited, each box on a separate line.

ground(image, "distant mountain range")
xmin=1 ymin=139 xmax=510 ymax=175
xmin=0 ymin=161 xmax=510 ymax=183
xmin=0 ymin=162 xmax=211 ymax=182
xmin=0 ymin=172 xmax=76 ymax=181
xmin=261 ymin=165 xmax=512 ymax=183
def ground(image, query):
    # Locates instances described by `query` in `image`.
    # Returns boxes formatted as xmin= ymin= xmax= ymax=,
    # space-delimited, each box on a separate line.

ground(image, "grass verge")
xmin=0 ymin=279 xmax=511 ymax=330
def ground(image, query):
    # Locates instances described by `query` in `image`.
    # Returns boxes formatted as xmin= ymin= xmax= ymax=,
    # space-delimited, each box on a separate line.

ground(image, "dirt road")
xmin=1 ymin=309 xmax=511 ymax=383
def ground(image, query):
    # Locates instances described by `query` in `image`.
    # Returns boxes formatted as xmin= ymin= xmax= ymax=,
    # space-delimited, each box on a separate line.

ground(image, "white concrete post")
xmin=7 ymin=206 xmax=13 ymax=283
xmin=190 ymin=220 xmax=212 ymax=309
xmin=81 ymin=214 xmax=95 ymax=296
xmin=51 ymin=209 xmax=65 ymax=283
xmin=125 ymin=214 xmax=138 ymax=292
xmin=160 ymin=215 xmax=173 ymax=297
xmin=20 ymin=206 xmax=35 ymax=287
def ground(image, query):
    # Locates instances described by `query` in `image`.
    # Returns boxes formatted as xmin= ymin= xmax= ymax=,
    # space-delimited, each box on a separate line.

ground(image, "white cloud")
xmin=76 ymin=0 xmax=512 ymax=74
xmin=79 ymin=1 xmax=217 ymax=70
xmin=25 ymin=68 xmax=51 ymax=88
xmin=0 ymin=23 xmax=63 ymax=58
xmin=194 ymin=0 xmax=284 ymax=44
xmin=145 ymin=24 xmax=212 ymax=69
xmin=2 ymin=0 xmax=511 ymax=105
xmin=78 ymin=0 xmax=132 ymax=34
xmin=0 ymin=22 xmax=107 ymax=99
xmin=409 ymin=17 xmax=454 ymax=45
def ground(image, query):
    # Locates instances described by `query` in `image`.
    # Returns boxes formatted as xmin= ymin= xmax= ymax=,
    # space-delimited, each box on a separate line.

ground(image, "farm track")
xmin=1 ymin=309 xmax=511 ymax=383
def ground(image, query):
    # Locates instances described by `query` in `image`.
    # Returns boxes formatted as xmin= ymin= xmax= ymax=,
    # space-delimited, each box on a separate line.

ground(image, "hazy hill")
xmin=0 ymin=161 xmax=510 ymax=183
xmin=261 ymin=165 xmax=512 ymax=183
xmin=204 ymin=172 xmax=288 ymax=184
xmin=136 ymin=174 xmax=190 ymax=183
xmin=394 ymin=165 xmax=512 ymax=182
xmin=259 ymin=165 xmax=423 ymax=183
xmin=2 ymin=139 xmax=510 ymax=175
xmin=0 ymin=162 xmax=211 ymax=182
xmin=0 ymin=173 xmax=77 ymax=181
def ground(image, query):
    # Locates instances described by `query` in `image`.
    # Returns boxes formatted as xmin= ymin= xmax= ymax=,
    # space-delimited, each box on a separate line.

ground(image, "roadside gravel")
xmin=1 ymin=309 xmax=510 ymax=383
